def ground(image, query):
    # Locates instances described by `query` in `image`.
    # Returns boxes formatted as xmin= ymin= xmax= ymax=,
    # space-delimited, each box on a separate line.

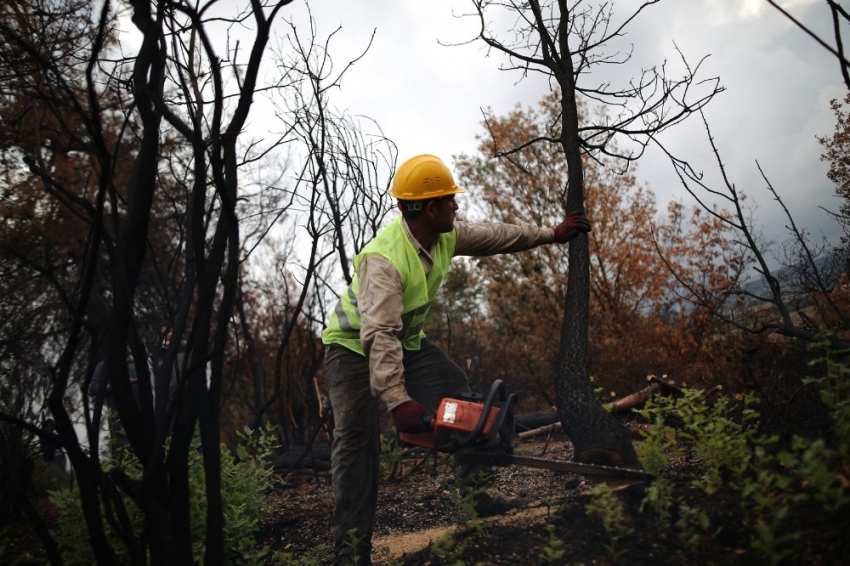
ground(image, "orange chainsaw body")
xmin=399 ymin=397 xmax=502 ymax=451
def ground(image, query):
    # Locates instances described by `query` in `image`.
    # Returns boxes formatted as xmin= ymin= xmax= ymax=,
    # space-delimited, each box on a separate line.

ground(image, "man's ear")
xmin=424 ymin=199 xmax=439 ymax=218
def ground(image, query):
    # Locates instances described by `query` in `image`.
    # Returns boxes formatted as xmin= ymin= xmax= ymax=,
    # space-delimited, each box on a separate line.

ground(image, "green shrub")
xmin=50 ymin=423 xmax=279 ymax=565
xmin=380 ymin=434 xmax=404 ymax=481
xmin=448 ymin=464 xmax=488 ymax=529
xmin=538 ymin=523 xmax=566 ymax=564
xmin=429 ymin=531 xmax=467 ymax=566
xmin=627 ymin=341 xmax=850 ymax=563
xmin=584 ymin=483 xmax=634 ymax=560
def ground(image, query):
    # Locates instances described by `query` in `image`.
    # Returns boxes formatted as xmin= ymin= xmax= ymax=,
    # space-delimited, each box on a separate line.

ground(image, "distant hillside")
xmin=738 ymin=253 xmax=843 ymax=304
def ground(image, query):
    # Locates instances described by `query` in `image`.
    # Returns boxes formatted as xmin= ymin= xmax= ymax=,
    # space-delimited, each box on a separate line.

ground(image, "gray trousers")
xmin=325 ymin=340 xmax=468 ymax=560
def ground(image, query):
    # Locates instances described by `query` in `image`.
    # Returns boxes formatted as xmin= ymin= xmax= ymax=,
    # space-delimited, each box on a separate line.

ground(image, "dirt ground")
xmin=260 ymin=433 xmax=850 ymax=566
xmin=4 ymin=432 xmax=846 ymax=565
xmin=261 ymin=438 xmax=583 ymax=565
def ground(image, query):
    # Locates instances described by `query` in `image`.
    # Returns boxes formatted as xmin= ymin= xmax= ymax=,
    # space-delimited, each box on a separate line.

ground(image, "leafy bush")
xmin=50 ymin=423 xmax=279 ymax=565
xmin=379 ymin=434 xmax=404 ymax=481
xmin=612 ymin=341 xmax=850 ymax=563
xmin=538 ymin=524 xmax=566 ymax=564
xmin=429 ymin=531 xmax=467 ymax=565
xmin=585 ymin=483 xmax=634 ymax=559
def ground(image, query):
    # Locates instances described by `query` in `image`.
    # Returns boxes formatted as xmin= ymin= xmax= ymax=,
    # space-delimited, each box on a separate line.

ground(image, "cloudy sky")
xmin=277 ymin=0 xmax=847 ymax=258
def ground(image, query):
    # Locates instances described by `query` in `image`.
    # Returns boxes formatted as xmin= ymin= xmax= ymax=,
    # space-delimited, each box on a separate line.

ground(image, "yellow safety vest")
xmin=322 ymin=217 xmax=458 ymax=355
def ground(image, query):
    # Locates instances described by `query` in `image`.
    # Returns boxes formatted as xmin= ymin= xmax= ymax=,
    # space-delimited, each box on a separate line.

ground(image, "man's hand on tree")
xmin=553 ymin=213 xmax=592 ymax=243
xmin=391 ymin=400 xmax=433 ymax=434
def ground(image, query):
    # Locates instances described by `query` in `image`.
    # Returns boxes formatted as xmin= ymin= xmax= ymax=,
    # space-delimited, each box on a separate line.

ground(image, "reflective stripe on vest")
xmin=321 ymin=217 xmax=457 ymax=354
xmin=335 ymin=287 xmax=358 ymax=331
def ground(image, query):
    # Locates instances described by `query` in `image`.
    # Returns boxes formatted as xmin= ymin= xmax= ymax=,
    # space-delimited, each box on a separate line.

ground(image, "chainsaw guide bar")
xmin=455 ymin=451 xmax=656 ymax=484
xmin=399 ymin=380 xmax=655 ymax=485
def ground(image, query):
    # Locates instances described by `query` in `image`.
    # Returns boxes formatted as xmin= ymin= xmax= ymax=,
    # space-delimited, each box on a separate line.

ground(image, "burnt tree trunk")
xmin=552 ymin=10 xmax=641 ymax=469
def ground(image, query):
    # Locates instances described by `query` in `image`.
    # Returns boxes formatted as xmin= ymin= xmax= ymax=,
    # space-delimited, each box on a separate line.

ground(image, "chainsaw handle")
xmin=490 ymin=392 xmax=517 ymax=449
xmin=457 ymin=379 xmax=507 ymax=449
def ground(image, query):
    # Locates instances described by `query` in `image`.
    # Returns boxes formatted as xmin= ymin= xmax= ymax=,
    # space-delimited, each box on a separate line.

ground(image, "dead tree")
xmin=652 ymin=110 xmax=850 ymax=351
xmin=0 ymin=1 xmax=297 ymax=564
xmin=463 ymin=0 xmax=723 ymax=468
xmin=238 ymin=14 xmax=396 ymax=435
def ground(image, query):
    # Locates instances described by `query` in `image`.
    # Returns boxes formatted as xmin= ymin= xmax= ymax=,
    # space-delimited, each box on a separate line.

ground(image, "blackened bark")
xmin=553 ymin=8 xmax=642 ymax=469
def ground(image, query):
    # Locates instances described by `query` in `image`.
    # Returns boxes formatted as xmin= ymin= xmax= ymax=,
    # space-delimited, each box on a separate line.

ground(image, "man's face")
xmin=431 ymin=195 xmax=458 ymax=233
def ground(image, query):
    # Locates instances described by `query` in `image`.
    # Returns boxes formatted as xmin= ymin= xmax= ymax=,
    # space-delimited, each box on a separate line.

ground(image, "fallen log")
xmin=518 ymin=422 xmax=562 ymax=440
xmin=271 ymin=443 xmax=331 ymax=472
xmin=605 ymin=383 xmax=661 ymax=415
xmin=515 ymin=409 xmax=559 ymax=431
xmin=518 ymin=421 xmax=653 ymax=441
xmin=647 ymin=374 xmax=683 ymax=394
xmin=515 ymin=381 xmax=670 ymax=441
xmin=515 ymin=383 xmax=663 ymax=434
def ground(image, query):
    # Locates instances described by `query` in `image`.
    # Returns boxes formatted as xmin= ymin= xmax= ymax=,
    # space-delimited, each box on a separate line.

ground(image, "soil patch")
xmin=260 ymin=434 xmax=850 ymax=565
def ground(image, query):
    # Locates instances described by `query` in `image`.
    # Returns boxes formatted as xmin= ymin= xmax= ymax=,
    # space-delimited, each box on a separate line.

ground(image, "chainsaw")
xmin=399 ymin=379 xmax=655 ymax=485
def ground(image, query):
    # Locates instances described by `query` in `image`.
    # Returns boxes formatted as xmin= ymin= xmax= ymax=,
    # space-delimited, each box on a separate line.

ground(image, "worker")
xmin=321 ymin=154 xmax=591 ymax=566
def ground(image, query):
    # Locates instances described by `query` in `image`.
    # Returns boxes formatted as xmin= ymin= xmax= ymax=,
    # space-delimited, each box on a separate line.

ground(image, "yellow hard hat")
xmin=390 ymin=154 xmax=466 ymax=200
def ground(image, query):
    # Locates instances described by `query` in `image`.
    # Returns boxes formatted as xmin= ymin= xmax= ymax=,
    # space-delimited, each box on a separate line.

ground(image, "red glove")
xmin=391 ymin=400 xmax=433 ymax=434
xmin=553 ymin=213 xmax=592 ymax=243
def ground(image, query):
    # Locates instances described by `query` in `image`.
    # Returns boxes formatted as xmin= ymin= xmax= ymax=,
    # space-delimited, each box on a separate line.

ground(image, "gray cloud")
xmin=285 ymin=0 xmax=845 ymax=254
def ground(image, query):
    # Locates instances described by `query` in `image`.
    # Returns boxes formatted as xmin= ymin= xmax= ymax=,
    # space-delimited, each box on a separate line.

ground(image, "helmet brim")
xmin=391 ymin=184 xmax=466 ymax=200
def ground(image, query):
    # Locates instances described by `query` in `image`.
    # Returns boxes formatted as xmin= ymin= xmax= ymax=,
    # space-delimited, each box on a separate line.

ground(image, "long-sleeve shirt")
xmin=359 ymin=219 xmax=555 ymax=410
